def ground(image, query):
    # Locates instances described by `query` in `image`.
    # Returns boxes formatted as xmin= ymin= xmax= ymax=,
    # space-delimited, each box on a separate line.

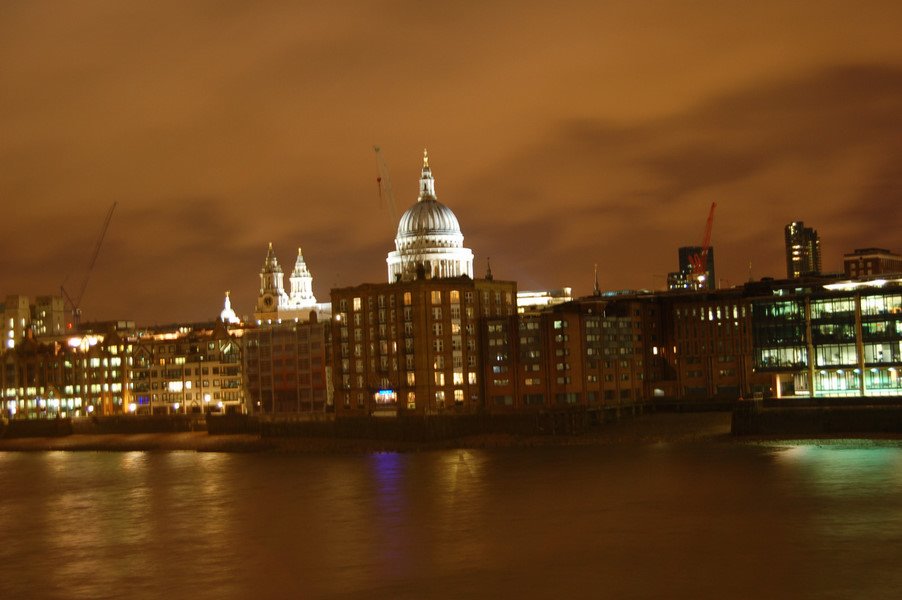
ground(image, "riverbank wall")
xmin=0 ymin=415 xmax=207 ymax=439
xmin=0 ymin=400 xmax=734 ymax=443
xmin=208 ymin=404 xmax=651 ymax=441
xmin=732 ymin=397 xmax=902 ymax=435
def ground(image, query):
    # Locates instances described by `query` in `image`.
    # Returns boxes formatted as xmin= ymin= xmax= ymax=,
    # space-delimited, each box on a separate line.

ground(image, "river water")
xmin=1 ymin=441 xmax=901 ymax=599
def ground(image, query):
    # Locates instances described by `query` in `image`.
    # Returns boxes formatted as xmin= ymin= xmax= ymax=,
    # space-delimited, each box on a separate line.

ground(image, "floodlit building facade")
xmin=332 ymin=277 xmax=516 ymax=416
xmin=130 ymin=321 xmax=244 ymax=414
xmin=1 ymin=329 xmax=132 ymax=419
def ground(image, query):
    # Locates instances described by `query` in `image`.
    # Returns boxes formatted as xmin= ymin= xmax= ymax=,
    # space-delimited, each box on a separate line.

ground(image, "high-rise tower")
xmin=785 ymin=222 xmax=821 ymax=278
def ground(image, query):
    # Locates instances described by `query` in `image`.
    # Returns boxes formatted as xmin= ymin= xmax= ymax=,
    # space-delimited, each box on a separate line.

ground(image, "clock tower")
xmin=256 ymin=242 xmax=289 ymax=320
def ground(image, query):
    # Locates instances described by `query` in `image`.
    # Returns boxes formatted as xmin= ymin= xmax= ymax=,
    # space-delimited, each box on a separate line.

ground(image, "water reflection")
xmin=771 ymin=442 xmax=902 ymax=553
xmin=3 ymin=443 xmax=902 ymax=600
xmin=367 ymin=453 xmax=409 ymax=577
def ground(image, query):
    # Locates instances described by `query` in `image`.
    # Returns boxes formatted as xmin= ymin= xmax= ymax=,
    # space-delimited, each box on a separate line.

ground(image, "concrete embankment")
xmin=0 ymin=415 xmax=206 ymax=439
xmin=0 ymin=412 xmax=735 ymax=453
xmin=207 ymin=405 xmax=653 ymax=441
xmin=732 ymin=397 xmax=902 ymax=436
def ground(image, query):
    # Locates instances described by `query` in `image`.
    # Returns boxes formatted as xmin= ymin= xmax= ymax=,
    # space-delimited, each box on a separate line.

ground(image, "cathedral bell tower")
xmin=289 ymin=247 xmax=317 ymax=309
xmin=256 ymin=243 xmax=289 ymax=319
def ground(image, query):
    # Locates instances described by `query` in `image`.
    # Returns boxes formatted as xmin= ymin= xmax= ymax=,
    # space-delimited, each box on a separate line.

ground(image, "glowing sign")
xmin=374 ymin=389 xmax=397 ymax=404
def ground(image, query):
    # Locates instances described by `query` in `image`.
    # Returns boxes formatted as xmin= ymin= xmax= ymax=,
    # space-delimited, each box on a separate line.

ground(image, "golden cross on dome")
xmin=423 ymin=148 xmax=429 ymax=168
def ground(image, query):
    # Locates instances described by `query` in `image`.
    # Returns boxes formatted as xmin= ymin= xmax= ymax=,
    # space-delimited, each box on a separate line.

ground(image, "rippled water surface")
xmin=2 ymin=442 xmax=902 ymax=599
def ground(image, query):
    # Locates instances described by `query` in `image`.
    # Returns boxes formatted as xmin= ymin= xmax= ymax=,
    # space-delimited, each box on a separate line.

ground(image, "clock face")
xmin=263 ymin=295 xmax=273 ymax=308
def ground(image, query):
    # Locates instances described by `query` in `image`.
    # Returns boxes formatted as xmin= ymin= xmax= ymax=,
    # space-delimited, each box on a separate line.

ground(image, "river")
xmin=1 ymin=441 xmax=901 ymax=599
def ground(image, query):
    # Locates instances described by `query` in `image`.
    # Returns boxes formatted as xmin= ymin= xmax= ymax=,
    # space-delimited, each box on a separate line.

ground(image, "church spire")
xmin=485 ymin=257 xmax=493 ymax=281
xmin=418 ymin=147 xmax=436 ymax=201
xmin=262 ymin=242 xmax=282 ymax=273
xmin=289 ymin=247 xmax=317 ymax=308
xmin=291 ymin=247 xmax=310 ymax=278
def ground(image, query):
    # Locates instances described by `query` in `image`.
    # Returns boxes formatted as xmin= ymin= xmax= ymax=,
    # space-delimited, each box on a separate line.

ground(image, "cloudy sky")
xmin=2 ymin=0 xmax=901 ymax=324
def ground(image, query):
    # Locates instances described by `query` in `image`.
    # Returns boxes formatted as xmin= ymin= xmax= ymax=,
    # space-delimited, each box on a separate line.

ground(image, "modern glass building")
xmin=752 ymin=277 xmax=902 ymax=397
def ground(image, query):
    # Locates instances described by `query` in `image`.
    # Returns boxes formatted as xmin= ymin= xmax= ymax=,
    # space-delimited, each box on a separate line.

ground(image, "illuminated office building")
xmin=785 ymin=221 xmax=822 ymax=278
xmin=751 ymin=276 xmax=902 ymax=398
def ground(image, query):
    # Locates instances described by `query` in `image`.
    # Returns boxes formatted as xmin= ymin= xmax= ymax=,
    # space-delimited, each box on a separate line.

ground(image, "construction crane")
xmin=374 ymin=146 xmax=399 ymax=229
xmin=375 ymin=146 xmax=423 ymax=281
xmin=61 ymin=201 xmax=117 ymax=329
xmin=688 ymin=201 xmax=717 ymax=287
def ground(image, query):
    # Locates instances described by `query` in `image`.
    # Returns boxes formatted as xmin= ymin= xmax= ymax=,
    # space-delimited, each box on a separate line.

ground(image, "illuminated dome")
xmin=396 ymin=197 xmax=462 ymax=242
xmin=387 ymin=150 xmax=474 ymax=282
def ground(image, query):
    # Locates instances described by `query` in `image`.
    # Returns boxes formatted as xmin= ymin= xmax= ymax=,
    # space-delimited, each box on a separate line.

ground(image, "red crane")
xmin=689 ymin=202 xmax=716 ymax=286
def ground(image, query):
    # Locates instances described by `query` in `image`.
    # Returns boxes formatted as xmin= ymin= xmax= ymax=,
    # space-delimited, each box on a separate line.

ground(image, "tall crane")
xmin=374 ymin=146 xmax=399 ymax=229
xmin=61 ymin=201 xmax=118 ymax=329
xmin=688 ymin=201 xmax=716 ymax=287
xmin=375 ymin=146 xmax=423 ymax=281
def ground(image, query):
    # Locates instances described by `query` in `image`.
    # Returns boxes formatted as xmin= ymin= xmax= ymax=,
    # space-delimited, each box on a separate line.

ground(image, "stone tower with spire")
xmin=289 ymin=247 xmax=317 ymax=309
xmin=256 ymin=242 xmax=290 ymax=320
xmin=254 ymin=243 xmax=327 ymax=322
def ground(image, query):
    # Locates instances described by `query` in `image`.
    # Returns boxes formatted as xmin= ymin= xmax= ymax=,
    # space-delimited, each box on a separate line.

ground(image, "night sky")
xmin=2 ymin=1 xmax=901 ymax=325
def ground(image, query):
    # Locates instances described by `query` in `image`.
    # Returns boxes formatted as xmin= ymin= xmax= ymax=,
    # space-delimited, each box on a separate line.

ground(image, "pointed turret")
xmin=291 ymin=247 xmax=311 ymax=279
xmin=485 ymin=257 xmax=493 ymax=281
xmin=261 ymin=242 xmax=282 ymax=274
xmin=289 ymin=247 xmax=317 ymax=308
xmin=220 ymin=290 xmax=240 ymax=324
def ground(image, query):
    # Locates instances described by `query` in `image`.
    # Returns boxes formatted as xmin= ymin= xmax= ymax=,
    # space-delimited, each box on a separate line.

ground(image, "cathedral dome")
xmin=396 ymin=197 xmax=462 ymax=241
xmin=386 ymin=150 xmax=474 ymax=282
